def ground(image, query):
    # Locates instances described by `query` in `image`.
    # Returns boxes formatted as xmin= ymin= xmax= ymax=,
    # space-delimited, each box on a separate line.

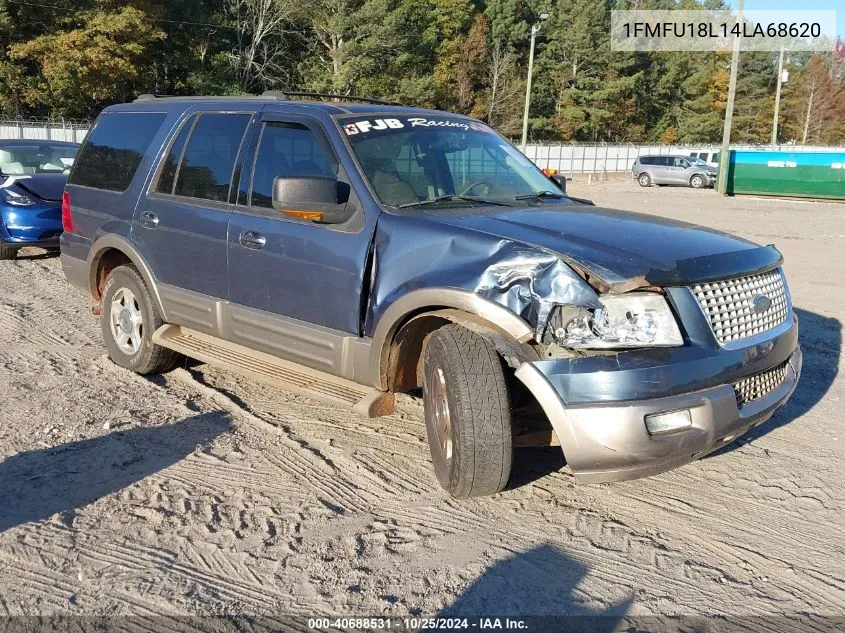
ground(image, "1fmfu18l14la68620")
xmin=59 ymin=94 xmax=801 ymax=497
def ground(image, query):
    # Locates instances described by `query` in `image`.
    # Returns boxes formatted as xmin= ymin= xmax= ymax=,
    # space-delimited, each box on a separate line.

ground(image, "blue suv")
xmin=60 ymin=94 xmax=801 ymax=497
xmin=0 ymin=139 xmax=78 ymax=259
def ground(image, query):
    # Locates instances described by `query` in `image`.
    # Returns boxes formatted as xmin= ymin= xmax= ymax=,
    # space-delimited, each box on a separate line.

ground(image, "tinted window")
xmin=250 ymin=122 xmax=335 ymax=208
xmin=70 ymin=112 xmax=165 ymax=191
xmin=174 ymin=113 xmax=250 ymax=202
xmin=156 ymin=115 xmax=196 ymax=194
xmin=640 ymin=156 xmax=655 ymax=165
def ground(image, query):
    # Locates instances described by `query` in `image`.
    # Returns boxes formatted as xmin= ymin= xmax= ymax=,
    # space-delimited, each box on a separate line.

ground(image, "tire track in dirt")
xmin=2 ymin=218 xmax=843 ymax=619
xmin=11 ymin=523 xmax=282 ymax=611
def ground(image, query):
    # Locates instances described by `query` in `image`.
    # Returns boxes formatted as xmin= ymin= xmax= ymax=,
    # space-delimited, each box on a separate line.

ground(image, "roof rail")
xmin=262 ymin=90 xmax=401 ymax=106
xmin=133 ymin=92 xmax=402 ymax=106
xmin=133 ymin=94 xmax=283 ymax=102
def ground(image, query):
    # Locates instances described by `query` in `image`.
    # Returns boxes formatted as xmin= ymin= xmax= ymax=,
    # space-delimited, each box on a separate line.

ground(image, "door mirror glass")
xmin=272 ymin=176 xmax=351 ymax=224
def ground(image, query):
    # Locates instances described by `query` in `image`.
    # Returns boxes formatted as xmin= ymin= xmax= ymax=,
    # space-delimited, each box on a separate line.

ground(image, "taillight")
xmin=61 ymin=191 xmax=73 ymax=233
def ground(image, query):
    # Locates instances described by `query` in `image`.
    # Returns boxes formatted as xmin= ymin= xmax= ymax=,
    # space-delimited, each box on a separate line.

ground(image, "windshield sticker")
xmin=344 ymin=117 xmax=491 ymax=136
xmin=408 ymin=118 xmax=488 ymax=132
xmin=344 ymin=119 xmax=404 ymax=135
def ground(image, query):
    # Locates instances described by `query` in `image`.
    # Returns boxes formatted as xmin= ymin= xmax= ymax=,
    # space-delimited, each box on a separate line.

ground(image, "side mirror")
xmin=272 ymin=176 xmax=351 ymax=224
xmin=549 ymin=173 xmax=567 ymax=192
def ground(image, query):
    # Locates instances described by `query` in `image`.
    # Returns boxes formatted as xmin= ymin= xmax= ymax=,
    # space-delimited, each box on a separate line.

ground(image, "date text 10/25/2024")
xmin=308 ymin=617 xmax=529 ymax=630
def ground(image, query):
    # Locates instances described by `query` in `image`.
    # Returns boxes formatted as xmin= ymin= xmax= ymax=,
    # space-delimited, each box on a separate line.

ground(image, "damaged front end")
xmin=474 ymin=250 xmax=602 ymax=343
xmin=473 ymin=250 xmax=686 ymax=361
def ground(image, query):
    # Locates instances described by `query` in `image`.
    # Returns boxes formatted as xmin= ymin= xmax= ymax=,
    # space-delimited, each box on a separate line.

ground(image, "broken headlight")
xmin=555 ymin=293 xmax=683 ymax=349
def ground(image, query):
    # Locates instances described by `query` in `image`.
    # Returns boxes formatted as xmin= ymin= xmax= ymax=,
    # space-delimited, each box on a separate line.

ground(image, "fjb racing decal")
xmin=344 ymin=119 xmax=404 ymax=135
xmin=344 ymin=117 xmax=491 ymax=135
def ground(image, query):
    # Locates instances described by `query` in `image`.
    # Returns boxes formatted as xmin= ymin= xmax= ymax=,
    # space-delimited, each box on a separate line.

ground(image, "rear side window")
xmin=173 ymin=113 xmax=251 ymax=202
xmin=155 ymin=115 xmax=196 ymax=194
xmin=640 ymin=156 xmax=655 ymax=165
xmin=70 ymin=112 xmax=165 ymax=191
xmin=250 ymin=121 xmax=336 ymax=208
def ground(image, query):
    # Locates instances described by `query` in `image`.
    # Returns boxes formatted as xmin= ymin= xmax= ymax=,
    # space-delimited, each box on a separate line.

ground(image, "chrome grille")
xmin=733 ymin=362 xmax=788 ymax=407
xmin=691 ymin=269 xmax=788 ymax=345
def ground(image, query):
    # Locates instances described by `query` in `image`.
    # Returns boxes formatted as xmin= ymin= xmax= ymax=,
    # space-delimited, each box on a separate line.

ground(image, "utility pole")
xmin=717 ymin=0 xmax=743 ymax=195
xmin=771 ymin=47 xmax=786 ymax=145
xmin=521 ymin=13 xmax=549 ymax=151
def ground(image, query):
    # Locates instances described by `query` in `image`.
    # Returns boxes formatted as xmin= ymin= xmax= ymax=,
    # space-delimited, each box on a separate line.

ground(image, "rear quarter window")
xmin=69 ymin=112 xmax=166 ymax=192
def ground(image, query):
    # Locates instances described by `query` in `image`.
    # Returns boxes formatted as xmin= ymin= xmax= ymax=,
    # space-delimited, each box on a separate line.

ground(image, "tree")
xmin=782 ymin=53 xmax=845 ymax=145
xmin=8 ymin=6 xmax=165 ymax=118
xmin=484 ymin=39 xmax=523 ymax=132
xmin=226 ymin=0 xmax=298 ymax=92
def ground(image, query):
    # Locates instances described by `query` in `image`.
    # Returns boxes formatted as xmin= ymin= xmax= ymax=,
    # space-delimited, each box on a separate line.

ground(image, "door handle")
xmin=139 ymin=211 xmax=159 ymax=229
xmin=239 ymin=230 xmax=266 ymax=250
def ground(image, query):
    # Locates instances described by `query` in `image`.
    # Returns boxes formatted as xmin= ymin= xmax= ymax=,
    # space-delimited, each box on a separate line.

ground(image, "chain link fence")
xmin=523 ymin=143 xmax=845 ymax=175
xmin=0 ymin=119 xmax=90 ymax=144
xmin=4 ymin=120 xmax=842 ymax=175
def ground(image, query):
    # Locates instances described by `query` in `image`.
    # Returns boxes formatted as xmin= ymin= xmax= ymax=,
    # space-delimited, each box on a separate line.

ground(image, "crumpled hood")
xmin=8 ymin=173 xmax=67 ymax=202
xmin=417 ymin=204 xmax=780 ymax=291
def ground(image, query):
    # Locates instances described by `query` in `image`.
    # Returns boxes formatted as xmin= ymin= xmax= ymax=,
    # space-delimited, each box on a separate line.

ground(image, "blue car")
xmin=0 ymin=139 xmax=79 ymax=260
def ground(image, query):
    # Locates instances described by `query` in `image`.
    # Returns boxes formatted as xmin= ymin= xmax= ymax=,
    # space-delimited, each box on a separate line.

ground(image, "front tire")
xmin=422 ymin=324 xmax=512 ymax=498
xmin=637 ymin=173 xmax=652 ymax=187
xmin=690 ymin=174 xmax=705 ymax=189
xmin=100 ymin=265 xmax=178 ymax=375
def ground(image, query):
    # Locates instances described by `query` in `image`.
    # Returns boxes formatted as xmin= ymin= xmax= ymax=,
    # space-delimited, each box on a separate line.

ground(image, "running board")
xmin=152 ymin=324 xmax=394 ymax=418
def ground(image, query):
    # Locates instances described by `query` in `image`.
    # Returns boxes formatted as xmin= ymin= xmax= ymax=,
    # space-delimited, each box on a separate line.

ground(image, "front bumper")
xmin=515 ymin=336 xmax=802 ymax=484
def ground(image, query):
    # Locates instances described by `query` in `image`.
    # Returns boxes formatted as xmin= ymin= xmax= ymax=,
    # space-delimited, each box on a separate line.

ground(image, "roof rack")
xmin=134 ymin=92 xmax=402 ymax=106
xmin=134 ymin=94 xmax=275 ymax=102
xmin=262 ymin=90 xmax=401 ymax=106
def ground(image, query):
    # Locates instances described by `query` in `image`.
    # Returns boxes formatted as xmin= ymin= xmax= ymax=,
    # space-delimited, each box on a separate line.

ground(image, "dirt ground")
xmin=0 ymin=181 xmax=842 ymax=624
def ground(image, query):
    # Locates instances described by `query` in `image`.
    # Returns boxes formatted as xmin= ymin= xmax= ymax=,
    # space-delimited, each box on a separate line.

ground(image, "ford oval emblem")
xmin=752 ymin=294 xmax=772 ymax=313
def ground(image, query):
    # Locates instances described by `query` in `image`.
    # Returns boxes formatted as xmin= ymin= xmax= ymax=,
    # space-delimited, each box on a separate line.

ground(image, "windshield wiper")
xmin=398 ymin=195 xmax=513 ymax=209
xmin=514 ymin=190 xmax=567 ymax=201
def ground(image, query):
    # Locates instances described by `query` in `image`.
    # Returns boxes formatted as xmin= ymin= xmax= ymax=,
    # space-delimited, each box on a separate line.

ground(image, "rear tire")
xmin=690 ymin=174 xmax=705 ymax=189
xmin=422 ymin=324 xmax=512 ymax=498
xmin=637 ymin=173 xmax=652 ymax=187
xmin=100 ymin=265 xmax=178 ymax=375
xmin=0 ymin=242 xmax=17 ymax=260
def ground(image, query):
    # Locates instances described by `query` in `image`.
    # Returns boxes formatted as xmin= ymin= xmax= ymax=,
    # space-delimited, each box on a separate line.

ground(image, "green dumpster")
xmin=721 ymin=150 xmax=845 ymax=200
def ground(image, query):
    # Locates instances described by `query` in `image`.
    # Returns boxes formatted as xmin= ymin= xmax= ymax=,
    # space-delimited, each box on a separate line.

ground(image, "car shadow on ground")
xmin=0 ymin=412 xmax=231 ymax=534
xmin=436 ymin=543 xmax=634 ymax=627
xmin=9 ymin=247 xmax=57 ymax=261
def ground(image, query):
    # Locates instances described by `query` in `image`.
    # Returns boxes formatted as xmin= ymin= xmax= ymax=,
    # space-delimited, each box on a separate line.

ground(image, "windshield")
xmin=341 ymin=115 xmax=567 ymax=208
xmin=0 ymin=143 xmax=78 ymax=176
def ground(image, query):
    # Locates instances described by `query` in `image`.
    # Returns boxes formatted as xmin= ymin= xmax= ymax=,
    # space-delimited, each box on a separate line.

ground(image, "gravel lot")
xmin=0 ymin=181 xmax=842 ymax=624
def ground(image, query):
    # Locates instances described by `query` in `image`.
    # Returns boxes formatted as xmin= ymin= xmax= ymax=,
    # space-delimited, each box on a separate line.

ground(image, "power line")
xmin=3 ymin=0 xmax=237 ymax=30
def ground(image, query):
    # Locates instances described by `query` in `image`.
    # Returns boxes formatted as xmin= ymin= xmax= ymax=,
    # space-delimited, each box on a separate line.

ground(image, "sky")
xmin=726 ymin=0 xmax=842 ymax=42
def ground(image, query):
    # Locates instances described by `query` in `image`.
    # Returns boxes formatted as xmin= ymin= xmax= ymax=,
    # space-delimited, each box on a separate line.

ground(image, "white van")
xmin=689 ymin=150 xmax=720 ymax=168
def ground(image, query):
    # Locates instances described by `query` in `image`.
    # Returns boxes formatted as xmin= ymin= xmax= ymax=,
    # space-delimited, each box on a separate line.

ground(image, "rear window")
xmin=69 ymin=112 xmax=166 ymax=192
